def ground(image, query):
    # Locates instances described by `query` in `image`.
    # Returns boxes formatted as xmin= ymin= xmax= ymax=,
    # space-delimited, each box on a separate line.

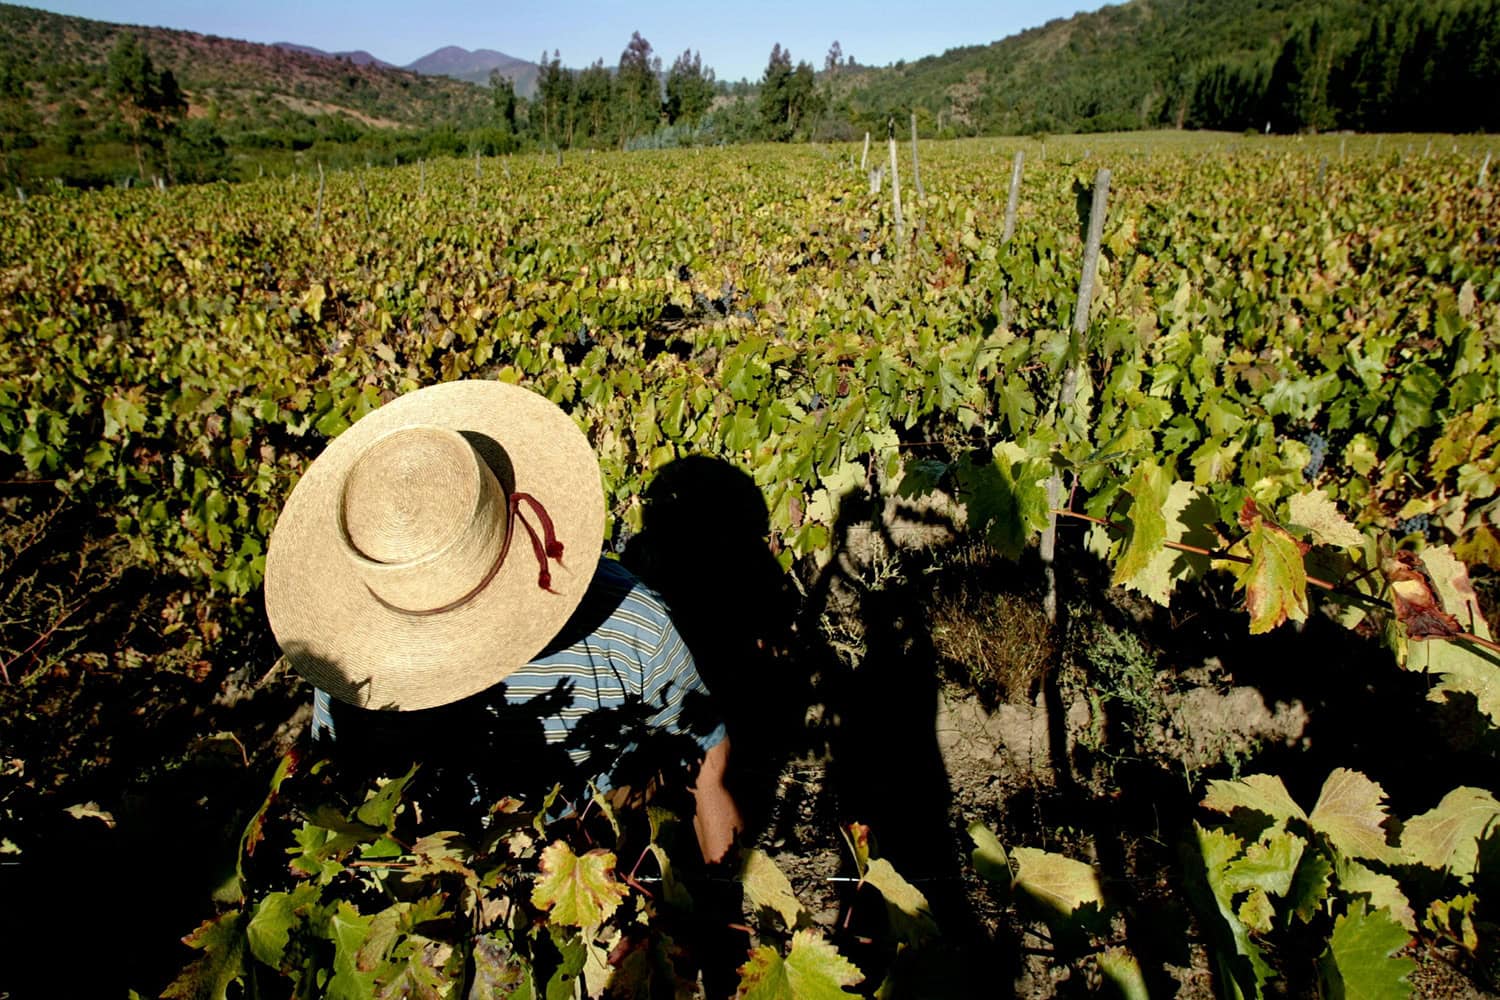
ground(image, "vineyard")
xmin=1 ymin=131 xmax=1498 ymax=998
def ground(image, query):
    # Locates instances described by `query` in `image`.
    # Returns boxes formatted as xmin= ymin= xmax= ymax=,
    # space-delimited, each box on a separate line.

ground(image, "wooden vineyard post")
xmin=359 ymin=170 xmax=371 ymax=228
xmin=1002 ymin=151 xmax=1023 ymax=244
xmin=1339 ymin=135 xmax=1346 ymax=160
xmin=419 ymin=160 xmax=425 ymax=198
xmin=887 ymin=122 xmax=904 ymax=245
xmin=860 ymin=132 xmax=870 ymax=172
xmin=910 ymin=111 xmax=924 ymax=199
xmin=869 ymin=165 xmax=882 ymax=195
xmin=1481 ymin=151 xmax=1492 ymax=188
xmin=1317 ymin=155 xmax=1328 ymax=194
xmin=1042 ymin=167 xmax=1111 ymax=625
xmin=474 ymin=149 xmax=481 ymax=181
xmin=999 ymin=150 xmax=1024 ymax=326
xmin=315 ymin=162 xmax=325 ymax=232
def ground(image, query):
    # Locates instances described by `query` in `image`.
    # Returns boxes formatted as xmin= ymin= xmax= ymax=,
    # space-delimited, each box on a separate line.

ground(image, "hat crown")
xmin=338 ymin=424 xmax=508 ymax=613
xmin=342 ymin=426 xmax=477 ymax=564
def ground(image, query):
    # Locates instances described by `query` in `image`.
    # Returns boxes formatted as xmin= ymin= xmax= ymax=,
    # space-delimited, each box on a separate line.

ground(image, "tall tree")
xmin=665 ymin=49 xmax=714 ymax=126
xmin=489 ymin=69 xmax=517 ymax=135
xmin=1264 ymin=19 xmax=1334 ymax=133
xmin=616 ymin=31 xmax=662 ymax=144
xmin=575 ymin=59 xmax=612 ymax=146
xmin=535 ymin=50 xmax=572 ymax=147
xmin=825 ymin=40 xmax=843 ymax=75
xmin=106 ymin=35 xmax=184 ymax=181
xmin=759 ymin=44 xmax=818 ymax=140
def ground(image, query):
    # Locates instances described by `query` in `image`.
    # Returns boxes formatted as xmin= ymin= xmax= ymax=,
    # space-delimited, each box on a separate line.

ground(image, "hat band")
xmin=362 ymin=491 xmax=566 ymax=616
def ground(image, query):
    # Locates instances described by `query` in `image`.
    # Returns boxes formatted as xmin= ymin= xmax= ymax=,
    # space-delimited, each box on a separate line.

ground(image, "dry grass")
xmin=928 ymin=583 xmax=1055 ymax=706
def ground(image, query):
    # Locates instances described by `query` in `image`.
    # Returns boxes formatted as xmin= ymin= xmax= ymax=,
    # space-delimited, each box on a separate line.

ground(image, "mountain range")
xmin=273 ymin=41 xmax=541 ymax=96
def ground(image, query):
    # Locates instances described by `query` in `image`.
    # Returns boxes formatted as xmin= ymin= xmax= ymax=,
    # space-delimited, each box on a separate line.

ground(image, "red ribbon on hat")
xmin=508 ymin=492 xmax=565 ymax=593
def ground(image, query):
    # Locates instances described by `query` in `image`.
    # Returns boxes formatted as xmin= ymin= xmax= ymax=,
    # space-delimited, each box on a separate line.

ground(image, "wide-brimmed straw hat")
xmin=265 ymin=380 xmax=605 ymax=711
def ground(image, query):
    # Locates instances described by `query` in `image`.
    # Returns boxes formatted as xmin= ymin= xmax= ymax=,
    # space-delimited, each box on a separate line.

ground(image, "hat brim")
xmin=265 ymin=380 xmax=605 ymax=711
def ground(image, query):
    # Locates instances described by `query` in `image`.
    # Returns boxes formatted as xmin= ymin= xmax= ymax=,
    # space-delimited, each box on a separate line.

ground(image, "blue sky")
xmin=26 ymin=1 xmax=1112 ymax=83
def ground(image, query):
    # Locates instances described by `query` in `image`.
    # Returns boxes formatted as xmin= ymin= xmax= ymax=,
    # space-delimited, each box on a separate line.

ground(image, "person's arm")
xmin=690 ymin=736 xmax=742 ymax=864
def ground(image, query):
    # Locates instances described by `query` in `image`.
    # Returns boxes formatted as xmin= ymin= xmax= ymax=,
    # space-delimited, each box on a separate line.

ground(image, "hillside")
xmin=830 ymin=0 xmax=1499 ymax=135
xmin=0 ymin=3 xmax=490 ymax=144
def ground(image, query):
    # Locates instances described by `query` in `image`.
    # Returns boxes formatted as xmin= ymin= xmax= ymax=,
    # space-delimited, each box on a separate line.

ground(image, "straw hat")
xmin=264 ymin=380 xmax=605 ymax=711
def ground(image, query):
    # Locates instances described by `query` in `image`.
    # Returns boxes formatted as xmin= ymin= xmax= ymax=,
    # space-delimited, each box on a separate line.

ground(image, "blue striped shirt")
xmin=311 ymin=558 xmax=724 ymax=797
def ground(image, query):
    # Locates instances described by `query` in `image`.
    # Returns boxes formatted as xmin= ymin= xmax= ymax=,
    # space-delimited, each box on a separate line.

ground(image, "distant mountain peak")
xmin=405 ymin=45 xmax=538 ymax=95
xmin=272 ymin=42 xmax=391 ymax=68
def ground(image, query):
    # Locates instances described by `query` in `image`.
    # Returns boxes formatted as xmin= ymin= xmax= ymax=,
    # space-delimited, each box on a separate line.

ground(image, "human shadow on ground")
xmin=625 ymin=456 xmax=1009 ymax=995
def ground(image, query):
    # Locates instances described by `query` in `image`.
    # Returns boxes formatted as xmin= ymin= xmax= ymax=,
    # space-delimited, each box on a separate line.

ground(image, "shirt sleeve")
xmin=311 ymin=687 xmax=336 ymax=741
xmin=639 ymin=609 xmax=727 ymax=756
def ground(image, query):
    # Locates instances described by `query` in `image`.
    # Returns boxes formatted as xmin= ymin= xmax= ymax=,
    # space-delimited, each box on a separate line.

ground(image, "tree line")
xmin=1186 ymin=0 xmax=1500 ymax=133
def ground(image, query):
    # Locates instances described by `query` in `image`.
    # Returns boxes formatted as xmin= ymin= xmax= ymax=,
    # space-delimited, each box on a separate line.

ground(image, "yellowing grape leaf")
xmin=1011 ymin=846 xmax=1103 ymax=917
xmin=741 ymin=849 xmax=806 ymax=930
xmin=1287 ymin=490 xmax=1365 ymax=549
xmin=1309 ymin=769 xmax=1406 ymax=865
xmin=1319 ymin=901 xmax=1414 ymax=1000
xmin=1225 ymin=830 xmax=1306 ymax=899
xmin=1097 ymin=947 xmax=1149 ymax=1000
xmin=1120 ymin=480 xmax=1214 ymax=606
xmin=1401 ymin=787 xmax=1500 ymax=879
xmin=1238 ymin=888 xmax=1276 ymax=933
xmin=1381 ymin=550 xmax=1464 ymax=640
xmin=1203 ymin=773 xmax=1307 ymax=828
xmin=162 ymin=910 xmax=247 ymax=1000
xmin=1233 ymin=498 xmax=1309 ymax=633
xmin=968 ymin=822 xmax=1012 ymax=887
xmin=530 ymin=842 xmax=629 ymax=931
xmin=1112 ymin=461 xmax=1170 ymax=587
xmin=735 ymin=930 xmax=863 ymax=999
xmin=1338 ymin=859 xmax=1415 ymax=931
xmin=1407 ymin=546 xmax=1500 ymax=726
xmin=863 ymin=857 xmax=938 ymax=942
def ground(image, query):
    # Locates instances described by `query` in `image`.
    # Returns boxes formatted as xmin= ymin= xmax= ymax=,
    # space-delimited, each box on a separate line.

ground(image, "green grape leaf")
xmin=1112 ymin=461 xmax=1170 ymax=588
xmin=863 ymin=857 xmax=938 ymax=942
xmin=1309 ymin=769 xmax=1405 ymax=865
xmin=967 ymin=822 xmax=1012 ymax=887
xmin=741 ymin=849 xmax=807 ymax=930
xmin=245 ymin=886 xmax=316 ymax=969
xmin=1203 ymin=773 xmax=1307 ymax=829
xmin=1319 ymin=901 xmax=1415 ymax=1000
xmin=735 ymin=930 xmax=863 ymax=999
xmin=1011 ymin=846 xmax=1103 ymax=917
xmin=1388 ymin=364 xmax=1441 ymax=447
xmin=162 ymin=910 xmax=247 ymax=1000
xmin=897 ymin=458 xmax=947 ymax=499
xmin=955 ymin=448 xmax=1049 ymax=560
xmin=1225 ymin=830 xmax=1305 ymax=898
xmin=1287 ymin=490 xmax=1365 ymax=549
xmin=1233 ymin=498 xmax=1309 ymax=633
xmin=1287 ymin=848 xmax=1334 ymax=925
xmin=1194 ymin=824 xmax=1274 ymax=996
xmin=1402 ymin=787 xmax=1500 ymax=878
xmin=531 ymin=842 xmax=629 ymax=931
xmin=545 ymin=929 xmax=587 ymax=1000
xmin=354 ymin=765 xmax=417 ymax=830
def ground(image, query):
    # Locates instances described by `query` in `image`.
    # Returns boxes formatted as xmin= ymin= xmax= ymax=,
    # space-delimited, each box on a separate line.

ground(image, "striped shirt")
xmin=311 ymin=558 xmax=725 ymax=799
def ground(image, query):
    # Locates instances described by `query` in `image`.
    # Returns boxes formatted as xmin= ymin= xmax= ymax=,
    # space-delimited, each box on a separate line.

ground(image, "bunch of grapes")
xmin=1396 ymin=514 xmax=1432 ymax=538
xmin=1302 ymin=431 xmax=1328 ymax=482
